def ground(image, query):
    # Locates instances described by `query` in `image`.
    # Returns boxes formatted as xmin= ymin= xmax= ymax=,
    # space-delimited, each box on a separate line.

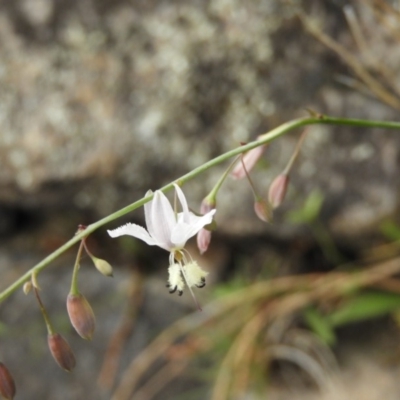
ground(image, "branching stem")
xmin=1 ymin=114 xmax=400 ymax=302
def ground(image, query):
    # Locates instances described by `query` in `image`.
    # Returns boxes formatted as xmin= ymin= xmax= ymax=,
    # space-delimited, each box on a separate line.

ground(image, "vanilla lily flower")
xmin=107 ymin=184 xmax=216 ymax=309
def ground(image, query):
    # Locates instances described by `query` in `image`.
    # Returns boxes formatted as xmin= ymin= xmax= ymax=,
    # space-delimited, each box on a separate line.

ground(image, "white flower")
xmin=108 ymin=184 xmax=216 ymax=308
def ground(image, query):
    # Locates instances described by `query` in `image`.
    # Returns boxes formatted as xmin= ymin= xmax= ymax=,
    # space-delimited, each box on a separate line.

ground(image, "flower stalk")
xmin=34 ymin=286 xmax=55 ymax=335
xmin=82 ymin=239 xmax=113 ymax=277
xmin=70 ymin=240 xmax=85 ymax=296
xmin=1 ymin=115 xmax=400 ymax=303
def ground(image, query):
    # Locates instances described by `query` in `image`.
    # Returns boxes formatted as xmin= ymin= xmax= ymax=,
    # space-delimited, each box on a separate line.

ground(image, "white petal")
xmin=149 ymin=190 xmax=176 ymax=249
xmin=170 ymin=223 xmax=195 ymax=248
xmin=178 ymin=208 xmax=216 ymax=224
xmin=180 ymin=207 xmax=216 ymax=223
xmin=144 ymin=190 xmax=156 ymax=238
xmin=173 ymin=184 xmax=190 ymax=223
xmin=107 ymin=223 xmax=159 ymax=247
xmin=173 ymin=210 xmax=216 ymax=245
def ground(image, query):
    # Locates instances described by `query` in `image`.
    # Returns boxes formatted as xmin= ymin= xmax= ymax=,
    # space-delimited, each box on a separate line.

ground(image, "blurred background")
xmin=1 ymin=0 xmax=400 ymax=399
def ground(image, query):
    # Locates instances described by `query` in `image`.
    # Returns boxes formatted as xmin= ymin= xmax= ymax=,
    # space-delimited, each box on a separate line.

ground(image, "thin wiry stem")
xmin=1 ymin=115 xmax=400 ymax=302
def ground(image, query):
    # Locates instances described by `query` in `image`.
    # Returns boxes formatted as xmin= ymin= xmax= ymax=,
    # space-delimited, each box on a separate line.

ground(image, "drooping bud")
xmin=200 ymin=197 xmax=216 ymax=214
xmin=48 ymin=333 xmax=76 ymax=372
xmin=196 ymin=197 xmax=216 ymax=254
xmin=92 ymin=257 xmax=113 ymax=277
xmin=268 ymin=173 xmax=289 ymax=209
xmin=66 ymin=293 xmax=95 ymax=340
xmin=23 ymin=282 xmax=32 ymax=295
xmin=254 ymin=198 xmax=273 ymax=223
xmin=231 ymin=145 xmax=266 ymax=180
xmin=197 ymin=229 xmax=212 ymax=255
xmin=0 ymin=362 xmax=16 ymax=400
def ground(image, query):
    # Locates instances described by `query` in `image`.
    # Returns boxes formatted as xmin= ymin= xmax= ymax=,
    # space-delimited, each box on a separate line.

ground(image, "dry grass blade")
xmin=283 ymin=329 xmax=340 ymax=377
xmin=299 ymin=12 xmax=400 ymax=110
xmin=133 ymin=360 xmax=189 ymax=400
xmin=268 ymin=345 xmax=334 ymax=391
xmin=343 ymin=3 xmax=398 ymax=90
xmin=211 ymin=307 xmax=269 ymax=400
xmin=98 ymin=270 xmax=144 ymax=390
xmin=112 ymin=256 xmax=400 ymax=399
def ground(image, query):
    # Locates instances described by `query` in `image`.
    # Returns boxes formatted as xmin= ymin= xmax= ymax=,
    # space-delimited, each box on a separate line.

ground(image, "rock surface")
xmin=0 ymin=0 xmax=399 ymax=240
xmin=1 ymin=1 xmax=400 ymax=399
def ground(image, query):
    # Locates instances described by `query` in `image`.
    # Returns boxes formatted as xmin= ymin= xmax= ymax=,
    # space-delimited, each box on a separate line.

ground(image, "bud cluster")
xmin=11 ymin=229 xmax=114 ymax=389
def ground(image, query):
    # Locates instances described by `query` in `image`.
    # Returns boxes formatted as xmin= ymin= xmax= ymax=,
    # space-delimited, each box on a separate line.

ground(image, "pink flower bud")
xmin=0 ymin=362 xmax=16 ymax=400
xmin=254 ymin=198 xmax=273 ymax=223
xmin=200 ymin=197 xmax=216 ymax=214
xmin=231 ymin=145 xmax=266 ymax=180
xmin=197 ymin=228 xmax=212 ymax=255
xmin=67 ymin=293 xmax=96 ymax=340
xmin=197 ymin=197 xmax=216 ymax=254
xmin=268 ymin=174 xmax=289 ymax=209
xmin=48 ymin=333 xmax=76 ymax=372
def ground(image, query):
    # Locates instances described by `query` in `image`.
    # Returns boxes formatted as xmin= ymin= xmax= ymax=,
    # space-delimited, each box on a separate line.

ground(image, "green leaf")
xmin=328 ymin=291 xmax=400 ymax=327
xmin=303 ymin=307 xmax=336 ymax=345
xmin=287 ymin=190 xmax=324 ymax=224
xmin=380 ymin=220 xmax=400 ymax=241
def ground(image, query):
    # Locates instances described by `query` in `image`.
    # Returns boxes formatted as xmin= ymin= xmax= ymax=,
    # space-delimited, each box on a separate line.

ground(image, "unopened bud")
xmin=23 ymin=282 xmax=32 ymax=295
xmin=67 ymin=293 xmax=95 ymax=340
xmin=197 ymin=197 xmax=216 ymax=254
xmin=31 ymin=272 xmax=41 ymax=290
xmin=231 ymin=145 xmax=266 ymax=180
xmin=268 ymin=174 xmax=289 ymax=209
xmin=254 ymin=198 xmax=273 ymax=223
xmin=92 ymin=257 xmax=113 ymax=277
xmin=200 ymin=197 xmax=216 ymax=214
xmin=48 ymin=333 xmax=76 ymax=372
xmin=0 ymin=362 xmax=16 ymax=400
xmin=197 ymin=229 xmax=212 ymax=255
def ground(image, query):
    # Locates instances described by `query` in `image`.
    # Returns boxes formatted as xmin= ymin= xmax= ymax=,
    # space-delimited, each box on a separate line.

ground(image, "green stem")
xmin=69 ymin=240 xmax=85 ymax=295
xmin=207 ymin=155 xmax=241 ymax=202
xmin=1 ymin=114 xmax=400 ymax=303
xmin=240 ymin=156 xmax=260 ymax=201
xmin=34 ymin=287 xmax=55 ymax=335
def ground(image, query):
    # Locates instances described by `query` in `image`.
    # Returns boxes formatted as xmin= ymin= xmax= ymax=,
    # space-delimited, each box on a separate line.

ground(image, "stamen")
xmin=174 ymin=250 xmax=183 ymax=262
xmin=181 ymin=248 xmax=194 ymax=264
xmin=196 ymin=281 xmax=206 ymax=288
xmin=178 ymin=264 xmax=202 ymax=311
xmin=167 ymin=263 xmax=184 ymax=295
xmin=169 ymin=286 xmax=177 ymax=294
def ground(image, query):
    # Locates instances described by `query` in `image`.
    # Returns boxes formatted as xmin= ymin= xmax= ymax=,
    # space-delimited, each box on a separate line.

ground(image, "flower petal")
xmin=177 ymin=208 xmax=216 ymax=229
xmin=144 ymin=190 xmax=156 ymax=238
xmin=170 ymin=223 xmax=194 ymax=248
xmin=149 ymin=190 xmax=176 ymax=249
xmin=171 ymin=209 xmax=216 ymax=246
xmin=173 ymin=184 xmax=190 ymax=223
xmin=107 ymin=223 xmax=159 ymax=247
